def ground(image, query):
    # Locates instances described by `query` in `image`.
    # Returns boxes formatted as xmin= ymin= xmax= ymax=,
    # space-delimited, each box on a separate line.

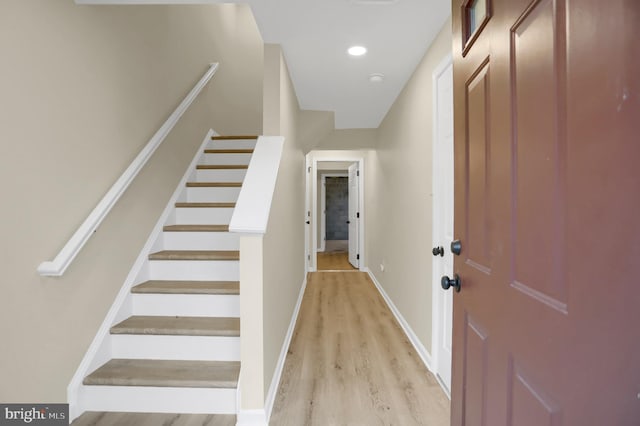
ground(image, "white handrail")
xmin=229 ymin=136 xmax=285 ymax=234
xmin=37 ymin=62 xmax=219 ymax=276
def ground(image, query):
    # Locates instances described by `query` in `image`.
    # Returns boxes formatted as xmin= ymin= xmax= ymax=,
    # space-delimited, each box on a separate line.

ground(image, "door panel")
xmin=462 ymin=314 xmax=488 ymax=426
xmin=508 ymin=360 xmax=562 ymax=426
xmin=451 ymin=0 xmax=640 ymax=425
xmin=511 ymin=0 xmax=568 ymax=309
xmin=465 ymin=59 xmax=491 ymax=273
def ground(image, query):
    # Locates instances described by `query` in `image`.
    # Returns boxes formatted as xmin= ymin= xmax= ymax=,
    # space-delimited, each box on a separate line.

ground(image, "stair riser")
xmin=195 ymin=169 xmax=247 ymax=182
xmin=207 ymin=139 xmax=257 ymax=150
xmin=174 ymin=208 xmax=234 ymax=225
xmin=132 ymin=294 xmax=240 ymax=317
xmin=186 ymin=187 xmax=241 ymax=203
xmin=149 ymin=260 xmax=239 ymax=281
xmin=162 ymin=232 xmax=239 ymax=251
xmin=111 ymin=335 xmax=240 ymax=361
xmin=199 ymin=153 xmax=252 ymax=166
xmin=78 ymin=385 xmax=236 ymax=414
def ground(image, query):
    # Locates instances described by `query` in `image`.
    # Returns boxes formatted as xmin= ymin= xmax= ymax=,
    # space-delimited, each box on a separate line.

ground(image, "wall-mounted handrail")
xmin=37 ymin=62 xmax=219 ymax=276
xmin=229 ymin=136 xmax=285 ymax=234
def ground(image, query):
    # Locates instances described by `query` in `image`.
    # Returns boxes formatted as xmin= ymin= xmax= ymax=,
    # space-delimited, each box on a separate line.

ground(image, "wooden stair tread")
xmin=186 ymin=182 xmax=242 ymax=187
xmin=71 ymin=412 xmax=236 ymax=426
xmin=197 ymin=164 xmax=248 ymax=170
xmin=149 ymin=250 xmax=239 ymax=261
xmin=175 ymin=202 xmax=236 ymax=208
xmin=163 ymin=225 xmax=229 ymax=232
xmin=211 ymin=135 xmax=258 ymax=140
xmin=132 ymin=280 xmax=239 ymax=295
xmin=111 ymin=316 xmax=239 ymax=336
xmin=83 ymin=359 xmax=240 ymax=388
xmin=204 ymin=149 xmax=254 ymax=154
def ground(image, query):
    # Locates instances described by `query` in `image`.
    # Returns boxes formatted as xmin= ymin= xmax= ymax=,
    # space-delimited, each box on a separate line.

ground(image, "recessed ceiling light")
xmin=348 ymin=46 xmax=367 ymax=56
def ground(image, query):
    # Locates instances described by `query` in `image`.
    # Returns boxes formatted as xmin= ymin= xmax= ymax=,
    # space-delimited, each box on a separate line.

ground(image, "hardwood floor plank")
xmin=270 ymin=272 xmax=450 ymax=426
xmin=316 ymin=252 xmax=356 ymax=271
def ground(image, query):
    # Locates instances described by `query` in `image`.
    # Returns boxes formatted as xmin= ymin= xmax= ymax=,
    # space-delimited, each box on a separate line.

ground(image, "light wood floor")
xmin=72 ymin=412 xmax=235 ymax=426
xmin=270 ymin=271 xmax=450 ymax=425
xmin=317 ymin=252 xmax=357 ymax=271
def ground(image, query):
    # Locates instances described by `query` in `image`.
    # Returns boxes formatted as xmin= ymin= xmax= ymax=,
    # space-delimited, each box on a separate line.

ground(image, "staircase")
xmin=74 ymin=135 xmax=257 ymax=420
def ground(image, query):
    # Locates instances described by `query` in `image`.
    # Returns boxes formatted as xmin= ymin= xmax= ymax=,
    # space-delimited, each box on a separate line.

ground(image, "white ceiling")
xmin=77 ymin=0 xmax=451 ymax=129
xmin=251 ymin=0 xmax=451 ymax=128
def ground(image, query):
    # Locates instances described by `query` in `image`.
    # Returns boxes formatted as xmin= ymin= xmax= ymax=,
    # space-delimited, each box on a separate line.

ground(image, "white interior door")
xmin=348 ymin=163 xmax=359 ymax=268
xmin=432 ymin=55 xmax=453 ymax=393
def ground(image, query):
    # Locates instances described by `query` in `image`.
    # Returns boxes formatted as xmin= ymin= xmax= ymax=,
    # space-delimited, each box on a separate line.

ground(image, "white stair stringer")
xmin=69 ymin=132 xmax=257 ymax=421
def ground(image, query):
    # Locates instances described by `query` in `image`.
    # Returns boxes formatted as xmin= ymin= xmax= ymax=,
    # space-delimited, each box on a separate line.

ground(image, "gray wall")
xmin=325 ymin=177 xmax=348 ymax=240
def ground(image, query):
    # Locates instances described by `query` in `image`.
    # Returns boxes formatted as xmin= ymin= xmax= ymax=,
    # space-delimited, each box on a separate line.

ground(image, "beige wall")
xmin=297 ymin=110 xmax=335 ymax=152
xmin=261 ymin=45 xmax=307 ymax=401
xmin=315 ymin=128 xmax=378 ymax=150
xmin=0 ymin=1 xmax=263 ymax=402
xmin=366 ymin=18 xmax=452 ymax=354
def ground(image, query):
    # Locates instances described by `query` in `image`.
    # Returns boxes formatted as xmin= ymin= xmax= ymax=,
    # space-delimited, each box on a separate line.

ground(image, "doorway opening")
xmin=318 ymin=174 xmax=355 ymax=271
xmin=306 ymin=156 xmax=365 ymax=273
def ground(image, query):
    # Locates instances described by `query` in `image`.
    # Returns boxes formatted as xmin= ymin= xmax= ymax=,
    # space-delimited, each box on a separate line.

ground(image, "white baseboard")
xmin=264 ymin=273 xmax=308 ymax=422
xmin=364 ymin=268 xmax=434 ymax=372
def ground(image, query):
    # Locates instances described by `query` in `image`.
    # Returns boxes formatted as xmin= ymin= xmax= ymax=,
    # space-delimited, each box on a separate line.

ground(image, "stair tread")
xmin=83 ymin=359 xmax=240 ymax=388
xmin=175 ymin=202 xmax=236 ymax=208
xmin=186 ymin=182 xmax=243 ymax=187
xmin=196 ymin=164 xmax=248 ymax=170
xmin=163 ymin=225 xmax=229 ymax=232
xmin=204 ymin=149 xmax=254 ymax=154
xmin=71 ymin=412 xmax=236 ymax=426
xmin=211 ymin=135 xmax=258 ymax=140
xmin=132 ymin=280 xmax=239 ymax=295
xmin=111 ymin=316 xmax=239 ymax=336
xmin=149 ymin=250 xmax=239 ymax=261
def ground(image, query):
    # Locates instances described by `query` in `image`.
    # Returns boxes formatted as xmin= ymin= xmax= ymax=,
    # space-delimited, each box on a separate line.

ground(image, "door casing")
xmin=431 ymin=52 xmax=454 ymax=398
xmin=306 ymin=155 xmax=365 ymax=272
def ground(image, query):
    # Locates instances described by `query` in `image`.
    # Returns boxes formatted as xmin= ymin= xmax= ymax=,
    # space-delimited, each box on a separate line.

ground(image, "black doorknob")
xmin=451 ymin=240 xmax=462 ymax=256
xmin=306 ymin=221 xmax=310 ymax=224
xmin=441 ymin=274 xmax=461 ymax=292
xmin=432 ymin=246 xmax=444 ymax=257
xmin=346 ymin=220 xmax=351 ymax=224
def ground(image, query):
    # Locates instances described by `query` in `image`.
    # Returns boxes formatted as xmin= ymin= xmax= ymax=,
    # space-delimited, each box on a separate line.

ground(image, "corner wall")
xmin=0 ymin=1 xmax=263 ymax=402
xmin=366 ymin=18 xmax=452 ymax=356
xmin=260 ymin=44 xmax=306 ymax=408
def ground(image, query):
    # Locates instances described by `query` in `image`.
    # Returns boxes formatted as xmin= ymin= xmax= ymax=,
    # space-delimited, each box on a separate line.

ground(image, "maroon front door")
xmin=450 ymin=0 xmax=640 ymax=424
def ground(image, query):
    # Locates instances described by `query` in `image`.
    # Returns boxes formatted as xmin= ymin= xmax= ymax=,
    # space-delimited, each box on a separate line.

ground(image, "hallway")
xmin=270 ymin=272 xmax=450 ymax=425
